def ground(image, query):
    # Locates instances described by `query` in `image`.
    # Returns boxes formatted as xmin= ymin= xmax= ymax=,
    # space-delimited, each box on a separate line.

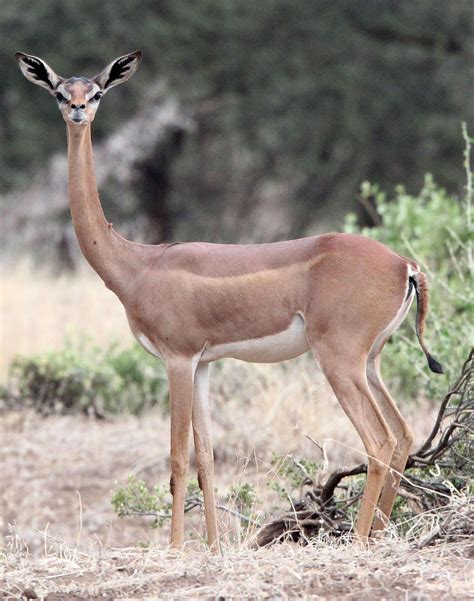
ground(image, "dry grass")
xmin=0 ymin=262 xmax=131 ymax=382
xmin=1 ymin=263 xmax=471 ymax=599
xmin=3 ymin=538 xmax=473 ymax=600
xmin=0 ymin=370 xmax=438 ymax=555
xmin=0 ymin=385 xmax=450 ymax=599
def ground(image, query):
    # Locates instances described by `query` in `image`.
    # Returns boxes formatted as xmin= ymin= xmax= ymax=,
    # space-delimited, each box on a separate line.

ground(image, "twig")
xmin=320 ymin=463 xmax=367 ymax=504
xmin=215 ymin=502 xmax=261 ymax=526
xmin=415 ymin=526 xmax=442 ymax=548
xmin=74 ymin=491 xmax=83 ymax=556
xmin=305 ymin=435 xmax=329 ymax=474
xmin=125 ymin=497 xmax=261 ymax=527
xmin=415 ymin=349 xmax=472 ymax=458
xmin=292 ymin=456 xmax=313 ymax=484
xmin=462 ymin=122 xmax=473 ymax=273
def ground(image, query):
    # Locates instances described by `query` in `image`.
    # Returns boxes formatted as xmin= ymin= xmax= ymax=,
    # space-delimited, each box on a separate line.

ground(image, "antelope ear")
xmin=15 ymin=52 xmax=62 ymax=91
xmin=93 ymin=51 xmax=142 ymax=92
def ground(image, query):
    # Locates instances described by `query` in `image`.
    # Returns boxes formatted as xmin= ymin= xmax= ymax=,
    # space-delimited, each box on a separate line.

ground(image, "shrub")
xmin=112 ymin=476 xmax=173 ymax=529
xmin=344 ymin=125 xmax=473 ymax=400
xmin=112 ymin=476 xmax=261 ymax=533
xmin=3 ymin=339 xmax=168 ymax=416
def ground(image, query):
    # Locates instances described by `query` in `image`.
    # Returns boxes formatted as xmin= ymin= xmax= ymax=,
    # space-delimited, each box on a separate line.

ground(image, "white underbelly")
xmin=201 ymin=314 xmax=310 ymax=363
xmin=136 ymin=333 xmax=162 ymax=359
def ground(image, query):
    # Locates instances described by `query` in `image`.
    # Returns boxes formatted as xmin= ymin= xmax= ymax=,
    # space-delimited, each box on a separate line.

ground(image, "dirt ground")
xmin=1 ymin=400 xmax=473 ymax=600
xmin=3 ymin=538 xmax=473 ymax=600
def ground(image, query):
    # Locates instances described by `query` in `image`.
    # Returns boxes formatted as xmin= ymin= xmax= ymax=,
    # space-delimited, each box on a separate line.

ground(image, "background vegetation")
xmin=3 ymin=340 xmax=168 ymax=416
xmin=1 ymin=0 xmax=473 ymax=244
xmin=345 ymin=140 xmax=473 ymax=400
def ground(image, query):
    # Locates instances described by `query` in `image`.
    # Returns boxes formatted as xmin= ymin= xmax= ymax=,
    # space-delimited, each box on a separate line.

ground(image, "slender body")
xmin=16 ymin=51 xmax=443 ymax=549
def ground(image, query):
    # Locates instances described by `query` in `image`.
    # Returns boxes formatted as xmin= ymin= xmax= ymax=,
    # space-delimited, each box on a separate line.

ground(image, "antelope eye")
xmin=92 ymin=92 xmax=102 ymax=101
xmin=55 ymin=92 xmax=67 ymax=102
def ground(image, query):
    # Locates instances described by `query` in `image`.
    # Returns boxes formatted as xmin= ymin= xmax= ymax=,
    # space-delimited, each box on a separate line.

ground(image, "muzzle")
xmin=70 ymin=108 xmax=86 ymax=123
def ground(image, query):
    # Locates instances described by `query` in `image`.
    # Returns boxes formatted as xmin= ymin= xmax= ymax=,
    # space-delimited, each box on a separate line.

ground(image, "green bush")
xmin=344 ymin=125 xmax=473 ymax=400
xmin=112 ymin=476 xmax=172 ymax=529
xmin=112 ymin=476 xmax=260 ymax=532
xmin=4 ymin=339 xmax=168 ymax=416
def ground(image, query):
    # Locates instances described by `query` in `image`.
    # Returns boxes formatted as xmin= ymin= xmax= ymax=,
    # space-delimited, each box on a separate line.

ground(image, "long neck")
xmin=66 ymin=123 xmax=133 ymax=294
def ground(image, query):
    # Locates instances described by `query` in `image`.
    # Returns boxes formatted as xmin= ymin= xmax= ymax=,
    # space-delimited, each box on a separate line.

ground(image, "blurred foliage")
xmin=1 ymin=1 xmax=473 ymax=239
xmin=112 ymin=475 xmax=173 ymax=529
xmin=344 ymin=125 xmax=473 ymax=400
xmin=3 ymin=339 xmax=168 ymax=416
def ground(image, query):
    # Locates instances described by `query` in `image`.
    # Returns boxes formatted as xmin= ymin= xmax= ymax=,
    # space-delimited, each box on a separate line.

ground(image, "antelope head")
xmin=15 ymin=51 xmax=142 ymax=125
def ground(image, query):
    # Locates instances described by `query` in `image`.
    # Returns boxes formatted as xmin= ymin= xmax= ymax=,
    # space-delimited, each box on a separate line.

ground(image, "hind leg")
xmin=367 ymin=348 xmax=415 ymax=532
xmin=310 ymin=337 xmax=397 ymax=539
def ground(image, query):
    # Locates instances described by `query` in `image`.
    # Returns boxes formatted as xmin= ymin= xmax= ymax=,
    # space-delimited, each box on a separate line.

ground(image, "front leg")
xmin=192 ymin=363 xmax=219 ymax=550
xmin=167 ymin=357 xmax=195 ymax=548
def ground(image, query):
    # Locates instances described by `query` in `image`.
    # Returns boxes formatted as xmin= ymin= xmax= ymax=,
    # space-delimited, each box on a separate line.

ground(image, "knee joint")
xmin=169 ymin=462 xmax=188 ymax=496
xmin=368 ymin=436 xmax=396 ymax=474
xmin=170 ymin=455 xmax=188 ymax=495
xmin=402 ymin=426 xmax=415 ymax=449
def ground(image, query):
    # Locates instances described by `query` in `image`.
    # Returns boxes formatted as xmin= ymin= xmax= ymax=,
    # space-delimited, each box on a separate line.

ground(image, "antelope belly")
xmin=201 ymin=314 xmax=309 ymax=363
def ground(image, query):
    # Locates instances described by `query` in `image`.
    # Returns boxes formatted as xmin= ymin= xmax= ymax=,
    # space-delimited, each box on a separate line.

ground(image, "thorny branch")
xmin=257 ymin=349 xmax=473 ymax=547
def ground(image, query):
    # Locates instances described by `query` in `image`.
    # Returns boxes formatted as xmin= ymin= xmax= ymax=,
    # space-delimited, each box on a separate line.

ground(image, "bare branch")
xmin=257 ymin=349 xmax=473 ymax=547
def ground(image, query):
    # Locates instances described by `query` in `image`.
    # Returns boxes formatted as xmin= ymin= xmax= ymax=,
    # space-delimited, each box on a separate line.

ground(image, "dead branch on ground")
xmin=257 ymin=349 xmax=473 ymax=547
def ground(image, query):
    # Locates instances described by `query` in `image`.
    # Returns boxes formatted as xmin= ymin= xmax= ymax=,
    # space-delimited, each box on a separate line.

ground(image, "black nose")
xmin=71 ymin=103 xmax=86 ymax=109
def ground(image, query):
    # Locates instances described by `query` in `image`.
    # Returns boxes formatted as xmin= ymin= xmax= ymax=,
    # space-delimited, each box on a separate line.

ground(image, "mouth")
xmin=68 ymin=109 xmax=88 ymax=124
xmin=69 ymin=116 xmax=87 ymax=124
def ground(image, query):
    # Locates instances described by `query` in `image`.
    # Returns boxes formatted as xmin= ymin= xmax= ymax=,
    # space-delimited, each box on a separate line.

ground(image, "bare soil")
xmin=1 ymin=407 xmax=472 ymax=600
xmin=3 ymin=539 xmax=473 ymax=600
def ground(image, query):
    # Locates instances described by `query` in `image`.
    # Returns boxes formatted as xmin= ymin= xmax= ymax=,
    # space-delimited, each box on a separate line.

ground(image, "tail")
xmin=409 ymin=272 xmax=444 ymax=374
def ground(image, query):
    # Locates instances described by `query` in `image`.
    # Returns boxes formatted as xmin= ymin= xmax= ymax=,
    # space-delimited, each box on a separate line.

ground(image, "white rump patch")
xmin=368 ymin=271 xmax=415 ymax=361
xmin=201 ymin=314 xmax=309 ymax=363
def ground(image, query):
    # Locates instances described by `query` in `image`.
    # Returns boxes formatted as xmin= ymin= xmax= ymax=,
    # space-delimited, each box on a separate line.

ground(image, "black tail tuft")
xmin=411 ymin=273 xmax=444 ymax=375
xmin=427 ymin=353 xmax=444 ymax=374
